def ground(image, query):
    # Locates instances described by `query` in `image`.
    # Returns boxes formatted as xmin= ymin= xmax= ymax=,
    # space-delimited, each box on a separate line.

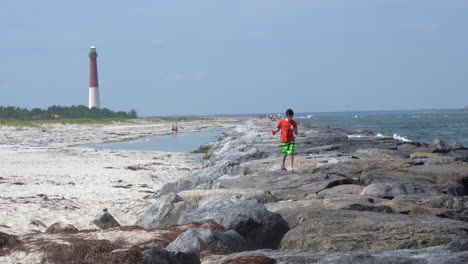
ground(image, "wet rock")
xmin=178 ymin=194 xmax=289 ymax=250
xmin=92 ymin=211 xmax=120 ymax=230
xmin=166 ymin=228 xmax=246 ymax=253
xmin=136 ymin=193 xmax=193 ymax=229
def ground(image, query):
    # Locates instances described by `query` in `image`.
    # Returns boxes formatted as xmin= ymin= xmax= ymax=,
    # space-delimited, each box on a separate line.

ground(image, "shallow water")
xmin=82 ymin=129 xmax=226 ymax=152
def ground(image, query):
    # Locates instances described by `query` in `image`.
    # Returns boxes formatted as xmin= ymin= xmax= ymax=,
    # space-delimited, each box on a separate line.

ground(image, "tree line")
xmin=0 ymin=105 xmax=137 ymax=120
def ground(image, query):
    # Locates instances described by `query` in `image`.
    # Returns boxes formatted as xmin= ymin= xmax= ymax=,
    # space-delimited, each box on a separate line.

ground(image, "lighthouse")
xmin=88 ymin=46 xmax=100 ymax=109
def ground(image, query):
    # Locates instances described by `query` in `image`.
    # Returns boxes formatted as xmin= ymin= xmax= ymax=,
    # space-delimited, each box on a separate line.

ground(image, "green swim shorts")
xmin=281 ymin=141 xmax=295 ymax=156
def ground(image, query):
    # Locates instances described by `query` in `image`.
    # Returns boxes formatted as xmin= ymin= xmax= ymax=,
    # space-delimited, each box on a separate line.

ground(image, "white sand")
xmin=0 ymin=118 xmax=241 ymax=235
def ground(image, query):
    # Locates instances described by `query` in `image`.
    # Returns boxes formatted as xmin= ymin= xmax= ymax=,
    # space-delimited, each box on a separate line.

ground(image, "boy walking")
xmin=272 ymin=109 xmax=298 ymax=171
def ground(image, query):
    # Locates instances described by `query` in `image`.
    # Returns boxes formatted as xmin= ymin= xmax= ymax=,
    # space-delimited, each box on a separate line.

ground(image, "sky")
xmin=1 ymin=0 xmax=467 ymax=116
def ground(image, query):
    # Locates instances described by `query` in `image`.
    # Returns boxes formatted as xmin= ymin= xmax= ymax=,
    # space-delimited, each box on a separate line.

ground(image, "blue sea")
xmin=296 ymin=111 xmax=468 ymax=146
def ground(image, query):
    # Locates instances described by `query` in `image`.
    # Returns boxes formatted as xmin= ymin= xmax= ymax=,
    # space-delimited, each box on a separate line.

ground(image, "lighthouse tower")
xmin=88 ymin=46 xmax=100 ymax=109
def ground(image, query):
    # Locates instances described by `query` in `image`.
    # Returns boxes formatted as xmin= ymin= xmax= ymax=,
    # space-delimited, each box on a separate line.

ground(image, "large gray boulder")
xmin=166 ymin=228 xmax=246 ymax=253
xmin=214 ymin=239 xmax=468 ymax=264
xmin=45 ymin=222 xmax=79 ymax=234
xmin=278 ymin=204 xmax=468 ymax=253
xmin=178 ymin=194 xmax=289 ymax=250
xmin=136 ymin=193 xmax=193 ymax=229
xmin=142 ymin=243 xmax=200 ymax=264
xmin=431 ymin=138 xmax=451 ymax=153
xmin=92 ymin=211 xmax=120 ymax=230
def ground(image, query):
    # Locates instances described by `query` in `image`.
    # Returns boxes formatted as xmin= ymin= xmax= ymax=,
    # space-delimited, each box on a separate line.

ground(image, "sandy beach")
xmin=0 ymin=118 xmax=241 ymax=235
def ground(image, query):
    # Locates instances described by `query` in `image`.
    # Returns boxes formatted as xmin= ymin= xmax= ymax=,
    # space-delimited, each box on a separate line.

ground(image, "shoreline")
xmin=0 ymin=117 xmax=243 ymax=235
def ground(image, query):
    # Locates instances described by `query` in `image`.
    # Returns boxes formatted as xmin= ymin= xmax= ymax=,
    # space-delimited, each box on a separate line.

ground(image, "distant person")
xmin=171 ymin=123 xmax=178 ymax=135
xmin=272 ymin=109 xmax=298 ymax=172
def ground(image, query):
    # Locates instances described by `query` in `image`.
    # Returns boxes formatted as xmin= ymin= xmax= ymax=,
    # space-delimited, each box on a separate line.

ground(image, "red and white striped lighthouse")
xmin=88 ymin=46 xmax=100 ymax=109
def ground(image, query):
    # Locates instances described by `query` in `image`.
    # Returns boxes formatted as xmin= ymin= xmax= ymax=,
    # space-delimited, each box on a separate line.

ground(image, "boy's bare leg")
xmin=290 ymin=154 xmax=295 ymax=172
xmin=282 ymin=155 xmax=287 ymax=171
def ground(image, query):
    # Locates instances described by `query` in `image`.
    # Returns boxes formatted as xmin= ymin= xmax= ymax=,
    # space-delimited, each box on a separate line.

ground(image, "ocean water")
xmin=82 ymin=129 xmax=226 ymax=152
xmin=296 ymin=112 xmax=468 ymax=146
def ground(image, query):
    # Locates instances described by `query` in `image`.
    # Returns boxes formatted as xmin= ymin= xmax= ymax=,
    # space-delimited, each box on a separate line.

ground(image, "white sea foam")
xmin=393 ymin=134 xmax=411 ymax=142
xmin=347 ymin=135 xmax=366 ymax=138
xmin=375 ymin=133 xmax=410 ymax=142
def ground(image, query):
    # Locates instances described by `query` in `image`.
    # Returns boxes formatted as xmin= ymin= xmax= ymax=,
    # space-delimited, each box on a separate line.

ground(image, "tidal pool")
xmin=82 ymin=129 xmax=226 ymax=152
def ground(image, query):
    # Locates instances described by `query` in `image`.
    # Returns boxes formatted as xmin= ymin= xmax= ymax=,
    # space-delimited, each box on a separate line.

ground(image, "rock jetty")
xmin=2 ymin=118 xmax=468 ymax=263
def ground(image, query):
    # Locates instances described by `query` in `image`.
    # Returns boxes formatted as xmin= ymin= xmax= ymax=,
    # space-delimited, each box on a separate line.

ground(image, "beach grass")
xmin=33 ymin=118 xmax=136 ymax=125
xmin=0 ymin=118 xmax=39 ymax=127
xmin=144 ymin=117 xmax=211 ymax=123
xmin=0 ymin=116 xmax=210 ymax=127
xmin=0 ymin=118 xmax=136 ymax=127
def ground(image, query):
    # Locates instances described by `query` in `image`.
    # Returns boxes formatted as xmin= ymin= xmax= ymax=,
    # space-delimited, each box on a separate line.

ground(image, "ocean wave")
xmin=393 ymin=134 xmax=411 ymax=142
xmin=347 ymin=135 xmax=366 ymax=138
xmin=375 ymin=133 xmax=411 ymax=142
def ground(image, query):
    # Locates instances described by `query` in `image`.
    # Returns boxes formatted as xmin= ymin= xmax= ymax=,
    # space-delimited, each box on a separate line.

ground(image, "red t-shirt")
xmin=276 ymin=119 xmax=297 ymax=143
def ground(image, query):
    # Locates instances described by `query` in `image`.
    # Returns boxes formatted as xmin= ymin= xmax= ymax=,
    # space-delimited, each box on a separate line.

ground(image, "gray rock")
xmin=136 ymin=193 xmax=193 ymax=229
xmin=92 ymin=211 xmax=120 ymax=230
xmin=393 ymin=195 xmax=468 ymax=211
xmin=361 ymin=182 xmax=460 ymax=199
xmin=450 ymin=141 xmax=466 ymax=150
xmin=142 ymin=243 xmax=200 ymax=264
xmin=177 ymin=188 xmax=278 ymax=207
xmin=166 ymin=228 xmax=246 ymax=253
xmin=45 ymin=222 xmax=79 ymax=234
xmin=214 ymin=171 xmax=354 ymax=201
xmin=278 ymin=204 xmax=468 ymax=252
xmin=391 ymin=195 xmax=468 ymax=221
xmin=198 ymin=143 xmax=213 ymax=152
xmin=214 ymin=239 xmax=468 ymax=264
xmin=360 ymin=171 xmax=406 ymax=185
xmin=178 ymin=194 xmax=289 ymax=250
xmin=317 ymin=184 xmax=364 ymax=198
xmin=431 ymin=138 xmax=451 ymax=153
